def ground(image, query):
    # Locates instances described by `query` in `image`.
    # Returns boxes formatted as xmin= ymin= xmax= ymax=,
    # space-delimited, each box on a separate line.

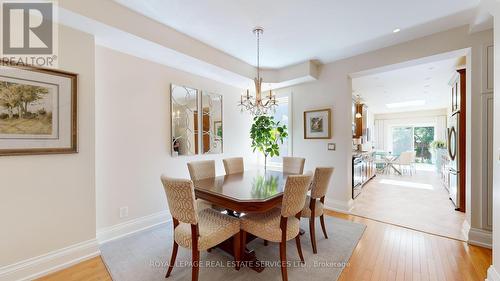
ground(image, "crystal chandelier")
xmin=239 ymin=27 xmax=278 ymax=116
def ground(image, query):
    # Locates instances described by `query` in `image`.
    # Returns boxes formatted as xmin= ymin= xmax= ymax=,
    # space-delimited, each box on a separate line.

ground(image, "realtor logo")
xmin=2 ymin=2 xmax=53 ymax=54
xmin=1 ymin=1 xmax=57 ymax=67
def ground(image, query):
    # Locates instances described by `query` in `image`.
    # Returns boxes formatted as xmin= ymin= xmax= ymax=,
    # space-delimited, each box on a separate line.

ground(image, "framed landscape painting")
xmin=0 ymin=64 xmax=77 ymax=156
xmin=304 ymin=108 xmax=331 ymax=139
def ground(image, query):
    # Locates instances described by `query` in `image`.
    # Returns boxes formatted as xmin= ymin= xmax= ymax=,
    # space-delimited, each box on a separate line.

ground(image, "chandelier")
xmin=239 ymin=27 xmax=278 ymax=116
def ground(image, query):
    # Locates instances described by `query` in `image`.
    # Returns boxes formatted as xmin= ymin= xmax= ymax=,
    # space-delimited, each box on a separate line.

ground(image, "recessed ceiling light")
xmin=393 ymin=28 xmax=401 ymax=33
xmin=386 ymin=100 xmax=425 ymax=109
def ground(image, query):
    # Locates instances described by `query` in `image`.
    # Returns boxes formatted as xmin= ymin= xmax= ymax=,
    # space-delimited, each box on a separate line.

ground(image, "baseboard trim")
xmin=0 ymin=239 xmax=99 ymax=281
xmin=324 ymin=198 xmax=353 ymax=214
xmin=487 ymin=266 xmax=500 ymax=281
xmin=467 ymin=227 xmax=492 ymax=249
xmin=462 ymin=219 xmax=471 ymax=240
xmin=97 ymin=210 xmax=172 ymax=244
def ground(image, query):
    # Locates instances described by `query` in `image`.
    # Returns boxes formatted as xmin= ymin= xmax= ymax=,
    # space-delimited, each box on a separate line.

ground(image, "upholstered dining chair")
xmin=241 ymin=173 xmax=312 ymax=281
xmin=282 ymin=156 xmax=305 ymax=174
xmin=187 ymin=160 xmax=216 ymax=210
xmin=160 ymin=176 xmax=241 ymax=281
xmin=223 ymin=157 xmax=244 ymax=175
xmin=301 ymin=167 xmax=334 ymax=254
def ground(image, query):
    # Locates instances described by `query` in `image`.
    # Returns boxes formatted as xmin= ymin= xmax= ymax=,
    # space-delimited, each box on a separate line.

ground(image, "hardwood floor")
xmin=328 ymin=210 xmax=491 ymax=281
xmin=37 ymin=211 xmax=491 ymax=281
xmin=36 ymin=256 xmax=111 ymax=281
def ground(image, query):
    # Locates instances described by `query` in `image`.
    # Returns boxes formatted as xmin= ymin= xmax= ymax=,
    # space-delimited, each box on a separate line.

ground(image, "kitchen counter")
xmin=352 ymin=151 xmax=376 ymax=199
xmin=352 ymin=150 xmax=374 ymax=157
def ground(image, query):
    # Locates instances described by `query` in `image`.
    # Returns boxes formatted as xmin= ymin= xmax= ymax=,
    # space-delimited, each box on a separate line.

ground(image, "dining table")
xmin=192 ymin=169 xmax=296 ymax=272
xmin=383 ymin=154 xmax=402 ymax=175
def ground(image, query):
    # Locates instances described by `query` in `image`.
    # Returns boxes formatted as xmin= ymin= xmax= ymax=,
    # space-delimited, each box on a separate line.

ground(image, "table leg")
xmin=391 ymin=164 xmax=402 ymax=175
xmin=214 ymin=233 xmax=265 ymax=273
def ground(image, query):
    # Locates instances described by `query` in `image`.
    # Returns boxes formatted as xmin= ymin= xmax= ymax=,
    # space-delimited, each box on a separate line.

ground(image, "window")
xmin=391 ymin=125 xmax=435 ymax=163
xmin=392 ymin=126 xmax=413 ymax=156
xmin=268 ymin=95 xmax=291 ymax=167
xmin=414 ymin=126 xmax=434 ymax=163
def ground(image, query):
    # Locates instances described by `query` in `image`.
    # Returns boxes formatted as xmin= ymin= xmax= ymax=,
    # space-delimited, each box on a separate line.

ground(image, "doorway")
xmin=349 ymin=52 xmax=468 ymax=240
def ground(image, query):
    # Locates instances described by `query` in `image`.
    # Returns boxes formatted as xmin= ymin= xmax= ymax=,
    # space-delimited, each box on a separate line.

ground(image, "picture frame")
xmin=303 ymin=108 xmax=331 ymax=139
xmin=0 ymin=63 xmax=78 ymax=156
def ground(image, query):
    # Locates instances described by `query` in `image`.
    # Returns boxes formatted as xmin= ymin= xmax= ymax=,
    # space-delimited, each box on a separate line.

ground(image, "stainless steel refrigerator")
xmin=447 ymin=111 xmax=460 ymax=210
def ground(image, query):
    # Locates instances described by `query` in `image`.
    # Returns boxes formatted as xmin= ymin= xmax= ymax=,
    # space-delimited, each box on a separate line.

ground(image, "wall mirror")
xmin=171 ymin=84 xmax=198 ymax=156
xmin=202 ymin=92 xmax=223 ymax=154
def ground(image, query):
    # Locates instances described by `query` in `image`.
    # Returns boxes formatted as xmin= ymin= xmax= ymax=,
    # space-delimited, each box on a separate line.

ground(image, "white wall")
xmin=95 ymin=46 xmax=255 ymax=232
xmin=0 ymin=25 xmax=96 ymax=270
xmin=373 ymin=109 xmax=448 ymax=152
xmin=276 ymin=25 xmax=493 ymax=232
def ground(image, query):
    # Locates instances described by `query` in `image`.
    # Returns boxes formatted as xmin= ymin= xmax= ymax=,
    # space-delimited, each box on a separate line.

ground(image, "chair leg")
xmin=192 ymin=248 xmax=200 ymax=281
xmin=279 ymin=241 xmax=288 ymax=281
xmin=309 ymin=217 xmax=317 ymax=254
xmin=233 ymin=232 xmax=241 ymax=270
xmin=295 ymin=234 xmax=304 ymax=263
xmin=191 ymin=224 xmax=200 ymax=281
xmin=320 ymin=215 xmax=328 ymax=239
xmin=165 ymin=241 xmax=178 ymax=278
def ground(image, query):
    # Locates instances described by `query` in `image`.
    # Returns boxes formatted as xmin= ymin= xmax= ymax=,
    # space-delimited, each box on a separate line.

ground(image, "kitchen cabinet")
xmin=483 ymin=44 xmax=493 ymax=92
xmin=353 ymin=103 xmax=367 ymax=138
xmin=352 ymin=151 xmax=376 ymax=199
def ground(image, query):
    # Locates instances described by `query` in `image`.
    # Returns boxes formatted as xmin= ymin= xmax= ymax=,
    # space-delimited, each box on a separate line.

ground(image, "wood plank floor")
xmin=37 ymin=256 xmax=111 ymax=281
xmin=37 ymin=211 xmax=491 ymax=281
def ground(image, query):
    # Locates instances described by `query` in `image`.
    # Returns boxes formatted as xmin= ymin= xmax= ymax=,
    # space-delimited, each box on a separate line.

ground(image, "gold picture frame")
xmin=303 ymin=108 xmax=331 ymax=139
xmin=0 ymin=63 xmax=78 ymax=156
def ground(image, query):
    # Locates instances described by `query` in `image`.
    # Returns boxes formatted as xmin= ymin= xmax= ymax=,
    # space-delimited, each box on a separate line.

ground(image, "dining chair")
xmin=160 ymin=176 xmax=241 ymax=281
xmin=187 ymin=160 xmax=216 ymax=210
xmin=301 ymin=167 xmax=334 ymax=254
xmin=282 ymin=156 xmax=305 ymax=174
xmin=410 ymin=151 xmax=417 ymax=174
xmin=223 ymin=157 xmax=244 ymax=175
xmin=241 ymin=173 xmax=312 ymax=281
xmin=397 ymin=151 xmax=414 ymax=175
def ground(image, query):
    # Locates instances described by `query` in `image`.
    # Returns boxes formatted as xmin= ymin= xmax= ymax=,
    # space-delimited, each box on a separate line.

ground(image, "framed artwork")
xmin=304 ymin=108 xmax=331 ymax=139
xmin=214 ymin=121 xmax=222 ymax=139
xmin=0 ymin=64 xmax=77 ymax=156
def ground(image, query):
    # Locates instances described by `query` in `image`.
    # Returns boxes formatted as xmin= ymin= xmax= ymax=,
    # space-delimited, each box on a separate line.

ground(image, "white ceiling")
xmin=352 ymin=57 xmax=462 ymax=114
xmin=114 ymin=0 xmax=479 ymax=68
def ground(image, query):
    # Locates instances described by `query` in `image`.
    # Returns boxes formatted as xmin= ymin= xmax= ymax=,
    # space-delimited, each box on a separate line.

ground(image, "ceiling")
xmin=114 ymin=0 xmax=480 ymax=68
xmin=352 ymin=57 xmax=462 ymax=114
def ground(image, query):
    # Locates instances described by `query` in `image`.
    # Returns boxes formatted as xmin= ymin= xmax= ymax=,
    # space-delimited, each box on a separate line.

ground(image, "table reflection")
xmin=193 ymin=169 xmax=292 ymax=201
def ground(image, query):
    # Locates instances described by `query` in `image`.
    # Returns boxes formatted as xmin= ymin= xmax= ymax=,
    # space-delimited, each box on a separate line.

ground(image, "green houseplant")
xmin=249 ymin=115 xmax=288 ymax=170
xmin=430 ymin=140 xmax=447 ymax=172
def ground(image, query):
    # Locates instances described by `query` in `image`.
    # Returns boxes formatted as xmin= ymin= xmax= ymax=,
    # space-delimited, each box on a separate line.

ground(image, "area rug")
xmin=100 ymin=216 xmax=366 ymax=281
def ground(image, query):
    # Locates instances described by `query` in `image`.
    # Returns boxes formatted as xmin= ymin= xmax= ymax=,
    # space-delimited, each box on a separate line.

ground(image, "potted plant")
xmin=430 ymin=140 xmax=447 ymax=172
xmin=249 ymin=115 xmax=288 ymax=170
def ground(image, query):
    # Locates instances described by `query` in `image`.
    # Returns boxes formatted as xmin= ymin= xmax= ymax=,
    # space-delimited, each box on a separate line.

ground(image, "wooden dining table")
xmin=192 ymin=169 xmax=296 ymax=272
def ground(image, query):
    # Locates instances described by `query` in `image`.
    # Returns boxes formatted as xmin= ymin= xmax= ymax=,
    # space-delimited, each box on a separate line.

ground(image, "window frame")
xmin=267 ymin=92 xmax=293 ymax=169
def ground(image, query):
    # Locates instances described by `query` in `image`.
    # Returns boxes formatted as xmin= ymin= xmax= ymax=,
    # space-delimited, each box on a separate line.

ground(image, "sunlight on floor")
xmin=379 ymin=179 xmax=434 ymax=190
xmin=414 ymin=163 xmax=436 ymax=171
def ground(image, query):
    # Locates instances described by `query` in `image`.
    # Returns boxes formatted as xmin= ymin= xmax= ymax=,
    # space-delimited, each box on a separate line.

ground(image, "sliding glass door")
xmin=391 ymin=126 xmax=435 ymax=163
xmin=414 ymin=126 xmax=434 ymax=163
xmin=392 ymin=127 xmax=413 ymax=156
